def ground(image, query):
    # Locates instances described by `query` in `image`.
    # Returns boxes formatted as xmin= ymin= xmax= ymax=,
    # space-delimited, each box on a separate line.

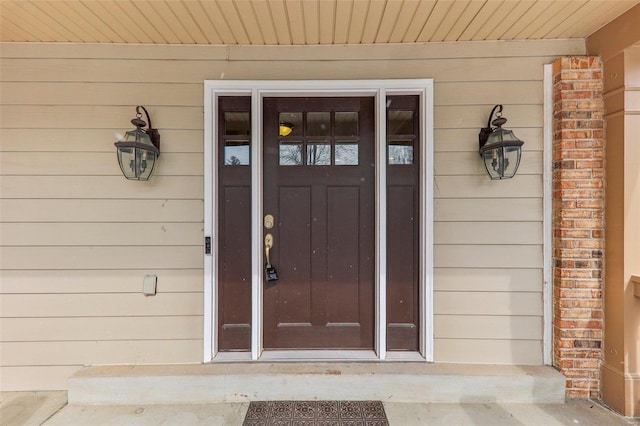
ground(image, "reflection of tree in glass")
xmin=396 ymin=148 xmax=413 ymax=164
xmin=389 ymin=145 xmax=413 ymax=165
xmin=335 ymin=144 xmax=358 ymax=165
xmin=280 ymin=143 xmax=358 ymax=166
xmin=307 ymin=144 xmax=331 ymax=165
xmin=280 ymin=144 xmax=302 ymax=165
xmin=226 ymin=155 xmax=242 ymax=165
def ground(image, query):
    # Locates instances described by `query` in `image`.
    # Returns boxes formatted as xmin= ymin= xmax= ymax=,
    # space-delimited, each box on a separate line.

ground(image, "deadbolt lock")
xmin=264 ymin=214 xmax=275 ymax=229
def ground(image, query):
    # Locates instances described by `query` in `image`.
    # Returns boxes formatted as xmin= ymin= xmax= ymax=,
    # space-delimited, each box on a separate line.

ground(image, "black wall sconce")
xmin=478 ymin=105 xmax=524 ymax=180
xmin=115 ymin=106 xmax=160 ymax=180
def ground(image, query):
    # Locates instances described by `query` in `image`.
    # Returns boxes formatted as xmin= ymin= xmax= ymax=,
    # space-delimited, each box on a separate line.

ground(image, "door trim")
xmin=543 ymin=64 xmax=553 ymax=365
xmin=204 ymin=79 xmax=434 ymax=362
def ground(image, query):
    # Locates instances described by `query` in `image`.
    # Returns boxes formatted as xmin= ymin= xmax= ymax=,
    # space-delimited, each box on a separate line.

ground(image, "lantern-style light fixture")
xmin=478 ymin=105 xmax=524 ymax=180
xmin=115 ymin=106 xmax=160 ymax=180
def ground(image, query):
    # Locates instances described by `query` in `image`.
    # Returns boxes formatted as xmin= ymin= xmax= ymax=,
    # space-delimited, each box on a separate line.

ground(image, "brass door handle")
xmin=264 ymin=233 xmax=279 ymax=282
xmin=265 ymin=233 xmax=274 ymax=267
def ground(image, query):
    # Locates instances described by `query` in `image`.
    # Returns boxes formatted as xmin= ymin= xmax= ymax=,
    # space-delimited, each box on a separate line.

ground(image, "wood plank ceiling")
xmin=1 ymin=0 xmax=639 ymax=45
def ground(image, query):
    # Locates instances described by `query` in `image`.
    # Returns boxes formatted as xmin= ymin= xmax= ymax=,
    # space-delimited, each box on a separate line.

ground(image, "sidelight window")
xmin=223 ymin=111 xmax=251 ymax=166
xmin=387 ymin=110 xmax=415 ymax=165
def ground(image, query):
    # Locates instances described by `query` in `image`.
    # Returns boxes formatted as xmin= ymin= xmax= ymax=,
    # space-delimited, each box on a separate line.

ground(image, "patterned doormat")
xmin=243 ymin=400 xmax=389 ymax=425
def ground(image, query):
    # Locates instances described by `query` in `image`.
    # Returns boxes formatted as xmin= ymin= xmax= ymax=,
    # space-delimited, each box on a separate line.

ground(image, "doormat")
xmin=243 ymin=400 xmax=389 ymax=425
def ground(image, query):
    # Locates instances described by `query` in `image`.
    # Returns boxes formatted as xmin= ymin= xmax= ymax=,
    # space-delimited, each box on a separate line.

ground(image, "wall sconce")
xmin=115 ymin=106 xmax=160 ymax=180
xmin=279 ymin=122 xmax=294 ymax=137
xmin=478 ymin=105 xmax=524 ymax=180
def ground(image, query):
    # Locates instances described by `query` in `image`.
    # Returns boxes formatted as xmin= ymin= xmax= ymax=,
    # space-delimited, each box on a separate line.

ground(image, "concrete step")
xmin=68 ymin=362 xmax=566 ymax=405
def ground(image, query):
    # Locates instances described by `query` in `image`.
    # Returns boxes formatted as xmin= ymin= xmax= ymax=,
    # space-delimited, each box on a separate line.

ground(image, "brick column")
xmin=552 ymin=57 xmax=605 ymax=399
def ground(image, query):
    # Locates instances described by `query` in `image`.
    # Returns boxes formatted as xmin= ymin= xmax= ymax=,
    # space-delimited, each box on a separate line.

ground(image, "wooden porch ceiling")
xmin=1 ymin=1 xmax=639 ymax=45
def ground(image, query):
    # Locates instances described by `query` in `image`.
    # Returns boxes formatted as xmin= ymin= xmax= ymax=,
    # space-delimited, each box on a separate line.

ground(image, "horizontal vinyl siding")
xmin=1 ymin=340 xmax=203 ymax=366
xmin=1 ymin=316 xmax=203 ymax=341
xmin=0 ymin=269 xmax=203 ymax=293
xmin=0 ymin=293 xmax=203 ymax=317
xmin=0 ymin=129 xmax=204 ymax=152
xmin=0 ymin=223 xmax=203 ymax=246
xmin=0 ymin=246 xmax=202 ymax=270
xmin=425 ymin=42 xmax=552 ymax=365
xmin=0 ymin=44 xmax=208 ymax=391
xmin=0 ymin=39 xmax=583 ymax=389
xmin=0 ymin=199 xmax=203 ymax=222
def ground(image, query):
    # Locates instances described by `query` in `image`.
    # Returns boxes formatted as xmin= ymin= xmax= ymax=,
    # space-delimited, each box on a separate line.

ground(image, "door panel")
xmin=263 ymin=97 xmax=375 ymax=350
xmin=327 ymin=186 xmax=361 ymax=324
xmin=278 ymin=186 xmax=312 ymax=325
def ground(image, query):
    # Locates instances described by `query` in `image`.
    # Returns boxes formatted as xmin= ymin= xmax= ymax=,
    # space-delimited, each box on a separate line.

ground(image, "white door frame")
xmin=204 ymin=79 xmax=434 ymax=362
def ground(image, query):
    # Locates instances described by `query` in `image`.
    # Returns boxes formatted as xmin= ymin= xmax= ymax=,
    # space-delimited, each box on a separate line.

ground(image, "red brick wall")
xmin=552 ymin=57 xmax=605 ymax=399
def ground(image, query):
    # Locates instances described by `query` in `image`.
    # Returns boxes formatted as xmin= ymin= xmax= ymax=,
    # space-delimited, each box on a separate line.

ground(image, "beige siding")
xmin=1 ymin=340 xmax=203 ymax=366
xmin=0 ymin=223 xmax=203 ymax=246
xmin=0 ymin=39 xmax=584 ymax=390
xmin=434 ymin=340 xmax=544 ymax=365
xmin=0 ymin=293 xmax=203 ymax=317
xmin=435 ymin=316 xmax=543 ymax=340
xmin=0 ymin=246 xmax=202 ymax=269
xmin=0 ymin=199 xmax=203 ymax=222
xmin=434 ymin=268 xmax=542 ymax=293
xmin=1 ymin=316 xmax=203 ymax=341
xmin=0 ymin=129 xmax=204 ymax=152
xmin=0 ymin=152 xmax=203 ymax=175
xmin=0 ymin=269 xmax=203 ymax=293
xmin=0 ymin=176 xmax=203 ymax=199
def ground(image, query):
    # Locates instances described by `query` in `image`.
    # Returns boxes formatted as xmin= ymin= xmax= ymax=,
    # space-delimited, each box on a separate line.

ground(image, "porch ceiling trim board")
xmin=0 ymin=38 xmax=587 ymax=60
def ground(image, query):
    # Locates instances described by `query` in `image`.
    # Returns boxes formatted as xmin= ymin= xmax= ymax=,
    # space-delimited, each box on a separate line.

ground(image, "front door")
xmin=262 ymin=97 xmax=375 ymax=350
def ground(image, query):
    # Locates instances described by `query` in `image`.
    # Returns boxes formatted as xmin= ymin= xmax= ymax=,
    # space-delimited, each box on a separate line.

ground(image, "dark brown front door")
xmin=263 ymin=97 xmax=375 ymax=350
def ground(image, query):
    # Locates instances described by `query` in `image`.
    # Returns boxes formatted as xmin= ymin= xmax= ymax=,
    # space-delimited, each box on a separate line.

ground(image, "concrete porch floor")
xmin=2 ymin=392 xmax=639 ymax=426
